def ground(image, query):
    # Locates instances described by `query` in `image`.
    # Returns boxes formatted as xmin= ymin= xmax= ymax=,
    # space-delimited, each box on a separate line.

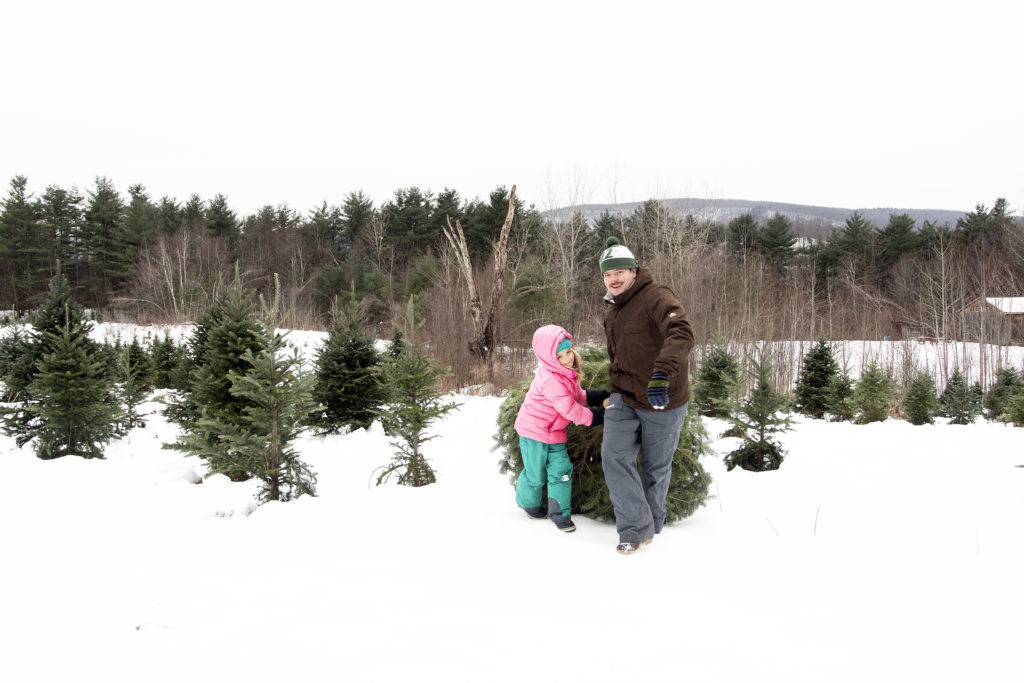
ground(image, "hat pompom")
xmin=605 ymin=236 xmax=620 ymax=248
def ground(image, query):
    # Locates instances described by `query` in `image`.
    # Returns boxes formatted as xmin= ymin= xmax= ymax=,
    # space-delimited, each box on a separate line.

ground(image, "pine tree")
xmin=757 ymin=212 xmax=797 ymax=269
xmin=180 ymin=288 xmax=317 ymax=502
xmin=81 ymin=176 xmax=131 ymax=302
xmin=939 ymin=369 xmax=981 ymax=425
xmin=374 ymin=344 xmax=458 ymax=487
xmin=852 ymin=364 xmax=895 ymax=424
xmin=0 ymin=176 xmax=42 ymax=311
xmin=166 ymin=278 xmax=267 ymax=480
xmin=692 ymin=339 xmax=740 ymax=418
xmin=984 ymin=367 xmax=1023 ymax=422
xmin=794 ymin=338 xmax=840 ymax=418
xmin=495 ymin=346 xmax=713 ymax=521
xmin=26 ymin=319 xmax=123 ymax=459
xmin=723 ymin=345 xmax=793 ymax=472
xmin=312 ymin=300 xmax=386 ymax=433
xmin=903 ymin=372 xmax=939 ymax=425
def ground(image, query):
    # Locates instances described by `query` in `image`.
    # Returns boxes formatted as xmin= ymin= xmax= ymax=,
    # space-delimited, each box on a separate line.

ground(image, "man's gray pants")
xmin=601 ymin=395 xmax=688 ymax=543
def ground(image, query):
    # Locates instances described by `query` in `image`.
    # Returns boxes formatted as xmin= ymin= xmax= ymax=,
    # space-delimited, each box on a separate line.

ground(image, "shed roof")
xmin=986 ymin=297 xmax=1024 ymax=314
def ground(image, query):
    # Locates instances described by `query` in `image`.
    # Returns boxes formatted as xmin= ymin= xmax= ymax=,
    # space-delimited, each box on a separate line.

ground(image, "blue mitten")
xmin=647 ymin=371 xmax=669 ymax=410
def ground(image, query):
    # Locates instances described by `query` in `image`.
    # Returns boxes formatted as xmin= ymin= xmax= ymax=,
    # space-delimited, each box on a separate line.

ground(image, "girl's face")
xmin=556 ymin=346 xmax=574 ymax=369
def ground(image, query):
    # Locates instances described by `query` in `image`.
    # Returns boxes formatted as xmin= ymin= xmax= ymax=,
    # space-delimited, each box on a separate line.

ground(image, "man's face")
xmin=603 ymin=268 xmax=637 ymax=297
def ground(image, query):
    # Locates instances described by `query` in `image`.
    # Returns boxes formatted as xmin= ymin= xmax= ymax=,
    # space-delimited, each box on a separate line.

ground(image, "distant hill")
xmin=548 ymin=198 xmax=968 ymax=237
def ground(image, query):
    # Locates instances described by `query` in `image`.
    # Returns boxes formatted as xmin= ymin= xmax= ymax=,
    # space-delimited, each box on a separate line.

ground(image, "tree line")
xmin=2 ymin=174 xmax=1022 ymax=389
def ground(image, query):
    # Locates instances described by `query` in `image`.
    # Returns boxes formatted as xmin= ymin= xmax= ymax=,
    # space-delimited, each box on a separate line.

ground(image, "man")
xmin=599 ymin=237 xmax=694 ymax=555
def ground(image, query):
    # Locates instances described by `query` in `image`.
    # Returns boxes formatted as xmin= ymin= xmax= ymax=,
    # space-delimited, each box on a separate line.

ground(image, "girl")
xmin=514 ymin=324 xmax=608 ymax=532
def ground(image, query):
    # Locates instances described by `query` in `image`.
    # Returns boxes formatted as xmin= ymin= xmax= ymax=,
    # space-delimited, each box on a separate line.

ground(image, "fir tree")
xmin=1 ymin=273 xmax=117 ymax=445
xmin=794 ymin=338 xmax=840 ymax=418
xmin=692 ymin=338 xmax=740 ymax=418
xmin=852 ymin=364 xmax=895 ymax=424
xmin=180 ymin=289 xmax=317 ymax=502
xmin=939 ymin=369 xmax=982 ymax=425
xmin=495 ymin=346 xmax=713 ymax=521
xmin=723 ymin=345 xmax=793 ymax=472
xmin=903 ymin=372 xmax=939 ymax=425
xmin=119 ymin=338 xmax=153 ymax=429
xmin=26 ymin=319 xmax=123 ymax=459
xmin=311 ymin=300 xmax=386 ymax=433
xmin=374 ymin=344 xmax=458 ymax=487
xmin=984 ymin=367 xmax=1023 ymax=422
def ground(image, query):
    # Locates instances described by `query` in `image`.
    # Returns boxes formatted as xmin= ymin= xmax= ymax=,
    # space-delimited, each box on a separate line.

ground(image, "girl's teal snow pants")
xmin=515 ymin=437 xmax=572 ymax=517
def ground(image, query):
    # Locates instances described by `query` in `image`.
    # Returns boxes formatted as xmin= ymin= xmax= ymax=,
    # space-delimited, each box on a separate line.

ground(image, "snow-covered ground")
xmin=1 ymin=324 xmax=1022 ymax=681
xmin=2 ymin=386 xmax=1022 ymax=681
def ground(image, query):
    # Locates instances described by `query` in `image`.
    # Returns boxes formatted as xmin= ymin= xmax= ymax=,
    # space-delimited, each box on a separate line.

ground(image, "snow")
xmin=1 ymin=329 xmax=1022 ymax=682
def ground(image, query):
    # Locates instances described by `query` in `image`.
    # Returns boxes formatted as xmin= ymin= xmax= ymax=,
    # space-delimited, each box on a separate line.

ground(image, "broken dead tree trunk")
xmin=442 ymin=185 xmax=517 ymax=375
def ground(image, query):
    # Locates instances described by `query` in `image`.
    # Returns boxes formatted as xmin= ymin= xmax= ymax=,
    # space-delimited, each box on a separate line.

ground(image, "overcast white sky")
xmin=3 ymin=0 xmax=1022 ymax=217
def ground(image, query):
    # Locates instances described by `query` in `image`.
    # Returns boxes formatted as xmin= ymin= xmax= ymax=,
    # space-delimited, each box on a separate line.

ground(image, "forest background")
xmin=1 ymin=174 xmax=1022 ymax=392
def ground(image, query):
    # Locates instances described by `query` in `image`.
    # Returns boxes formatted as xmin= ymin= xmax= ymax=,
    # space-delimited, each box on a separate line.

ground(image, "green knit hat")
xmin=557 ymin=337 xmax=573 ymax=354
xmin=599 ymin=237 xmax=638 ymax=272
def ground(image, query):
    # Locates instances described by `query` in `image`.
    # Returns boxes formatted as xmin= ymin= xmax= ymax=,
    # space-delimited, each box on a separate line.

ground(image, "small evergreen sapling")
xmin=175 ymin=285 xmax=318 ymax=501
xmin=794 ymin=338 xmax=840 ymax=418
xmin=692 ymin=338 xmax=740 ymax=418
xmin=983 ymin=367 xmax=1022 ymax=421
xmin=166 ymin=278 xmax=267 ymax=481
xmin=311 ymin=300 xmax=386 ymax=433
xmin=374 ymin=344 xmax=458 ymax=487
xmin=119 ymin=338 xmax=153 ymax=429
xmin=902 ymin=372 xmax=939 ymax=425
xmin=723 ymin=345 xmax=792 ymax=472
xmin=1 ymin=273 xmax=123 ymax=458
xmin=852 ymin=364 xmax=895 ymax=424
xmin=25 ymin=316 xmax=122 ymax=459
xmin=828 ymin=372 xmax=855 ymax=422
xmin=938 ymin=369 xmax=982 ymax=425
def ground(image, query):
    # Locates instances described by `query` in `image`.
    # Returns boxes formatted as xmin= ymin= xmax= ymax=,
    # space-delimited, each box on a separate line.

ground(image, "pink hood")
xmin=514 ymin=325 xmax=593 ymax=444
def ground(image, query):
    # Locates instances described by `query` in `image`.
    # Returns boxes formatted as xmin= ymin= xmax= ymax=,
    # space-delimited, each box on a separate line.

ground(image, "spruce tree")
xmin=692 ymin=338 xmax=740 ymax=418
xmin=495 ymin=346 xmax=712 ymax=521
xmin=723 ymin=345 xmax=793 ymax=472
xmin=150 ymin=333 xmax=186 ymax=390
xmin=939 ymin=369 xmax=982 ymax=425
xmin=166 ymin=278 xmax=267 ymax=480
xmin=903 ymin=372 xmax=939 ymax=425
xmin=794 ymin=338 xmax=840 ymax=418
xmin=180 ymin=290 xmax=317 ymax=502
xmin=852 ymin=364 xmax=895 ymax=424
xmin=1002 ymin=390 xmax=1024 ymax=427
xmin=26 ymin=319 xmax=122 ymax=459
xmin=374 ymin=343 xmax=458 ymax=487
xmin=828 ymin=372 xmax=855 ymax=422
xmin=311 ymin=300 xmax=386 ymax=433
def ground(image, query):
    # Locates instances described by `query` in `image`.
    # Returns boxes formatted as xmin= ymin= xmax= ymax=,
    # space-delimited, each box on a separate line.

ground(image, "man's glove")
xmin=647 ymin=371 xmax=669 ymax=410
xmin=585 ymin=388 xmax=611 ymax=407
xmin=589 ymin=408 xmax=605 ymax=427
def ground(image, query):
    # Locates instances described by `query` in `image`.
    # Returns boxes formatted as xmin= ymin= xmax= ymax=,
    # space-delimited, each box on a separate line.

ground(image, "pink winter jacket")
xmin=514 ymin=325 xmax=594 ymax=444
